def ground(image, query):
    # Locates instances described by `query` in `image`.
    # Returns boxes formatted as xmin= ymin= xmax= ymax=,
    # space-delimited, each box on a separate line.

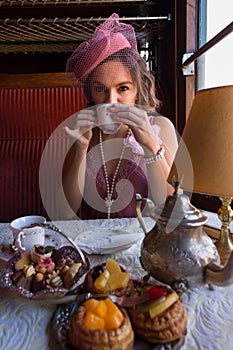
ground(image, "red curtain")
xmin=0 ymin=86 xmax=86 ymax=222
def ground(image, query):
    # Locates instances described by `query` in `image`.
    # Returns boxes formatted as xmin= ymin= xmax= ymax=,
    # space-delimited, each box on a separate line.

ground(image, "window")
xmin=198 ymin=0 xmax=233 ymax=89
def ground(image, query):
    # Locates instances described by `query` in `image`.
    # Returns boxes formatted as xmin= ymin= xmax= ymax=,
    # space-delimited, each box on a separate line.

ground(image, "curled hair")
xmin=131 ymin=56 xmax=160 ymax=112
xmin=84 ymin=48 xmax=159 ymax=112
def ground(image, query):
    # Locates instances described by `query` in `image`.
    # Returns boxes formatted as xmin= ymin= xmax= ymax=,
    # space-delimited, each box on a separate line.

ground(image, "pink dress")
xmin=77 ymin=119 xmax=161 ymax=219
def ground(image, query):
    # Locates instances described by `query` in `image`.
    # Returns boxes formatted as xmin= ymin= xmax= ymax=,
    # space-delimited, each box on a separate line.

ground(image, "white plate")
xmin=74 ymin=227 xmax=144 ymax=254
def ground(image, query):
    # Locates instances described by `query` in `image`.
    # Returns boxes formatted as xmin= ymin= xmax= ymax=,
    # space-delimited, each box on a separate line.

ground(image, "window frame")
xmin=175 ymin=0 xmax=197 ymax=135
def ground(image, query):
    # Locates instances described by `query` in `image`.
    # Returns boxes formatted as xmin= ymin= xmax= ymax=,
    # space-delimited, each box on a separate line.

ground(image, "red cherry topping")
xmin=44 ymin=257 xmax=52 ymax=264
xmin=144 ymin=287 xmax=167 ymax=300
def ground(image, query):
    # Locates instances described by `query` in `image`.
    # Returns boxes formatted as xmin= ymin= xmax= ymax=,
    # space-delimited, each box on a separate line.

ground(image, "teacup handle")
xmin=15 ymin=231 xmax=27 ymax=251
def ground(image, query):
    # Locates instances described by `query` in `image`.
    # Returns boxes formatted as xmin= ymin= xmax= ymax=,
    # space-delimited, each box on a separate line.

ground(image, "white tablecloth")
xmin=0 ymin=218 xmax=233 ymax=350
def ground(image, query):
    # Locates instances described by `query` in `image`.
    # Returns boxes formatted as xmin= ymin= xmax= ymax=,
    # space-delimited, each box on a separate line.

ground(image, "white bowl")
xmin=10 ymin=215 xmax=46 ymax=236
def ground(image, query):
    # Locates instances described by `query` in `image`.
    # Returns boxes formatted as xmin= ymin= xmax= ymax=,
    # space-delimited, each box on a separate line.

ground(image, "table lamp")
xmin=168 ymin=85 xmax=233 ymax=265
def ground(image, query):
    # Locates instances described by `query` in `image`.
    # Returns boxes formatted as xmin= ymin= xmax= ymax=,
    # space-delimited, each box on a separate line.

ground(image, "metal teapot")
xmin=136 ymin=181 xmax=233 ymax=289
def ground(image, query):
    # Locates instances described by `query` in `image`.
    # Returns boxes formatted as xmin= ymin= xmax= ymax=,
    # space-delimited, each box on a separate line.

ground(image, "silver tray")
xmin=0 ymin=224 xmax=90 ymax=300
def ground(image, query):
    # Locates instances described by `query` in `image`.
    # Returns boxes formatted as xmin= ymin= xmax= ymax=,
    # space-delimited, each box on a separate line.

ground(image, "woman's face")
xmin=90 ymin=60 xmax=138 ymax=105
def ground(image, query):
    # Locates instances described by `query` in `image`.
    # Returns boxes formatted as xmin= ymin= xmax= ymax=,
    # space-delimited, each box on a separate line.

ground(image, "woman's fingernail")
xmin=108 ymin=105 xmax=116 ymax=110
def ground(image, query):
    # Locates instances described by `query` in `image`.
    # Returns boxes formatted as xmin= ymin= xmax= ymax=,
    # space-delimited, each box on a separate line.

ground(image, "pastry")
xmin=31 ymin=244 xmax=53 ymax=263
xmin=84 ymin=258 xmax=133 ymax=296
xmin=31 ymin=272 xmax=46 ymax=293
xmin=127 ymin=281 xmax=187 ymax=344
xmin=10 ymin=245 xmax=89 ymax=296
xmin=14 ymin=251 xmax=31 ymax=270
xmin=63 ymin=262 xmax=82 ymax=289
xmin=11 ymin=269 xmax=33 ymax=290
xmin=68 ymin=297 xmax=134 ymax=350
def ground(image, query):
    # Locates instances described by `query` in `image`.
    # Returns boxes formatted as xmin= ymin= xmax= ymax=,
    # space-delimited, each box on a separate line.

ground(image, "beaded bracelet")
xmin=143 ymin=146 xmax=165 ymax=164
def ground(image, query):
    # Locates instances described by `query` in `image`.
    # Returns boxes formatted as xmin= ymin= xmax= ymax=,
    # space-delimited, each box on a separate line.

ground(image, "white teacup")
xmin=96 ymin=104 xmax=121 ymax=134
xmin=15 ymin=226 xmax=45 ymax=251
xmin=10 ymin=215 xmax=46 ymax=237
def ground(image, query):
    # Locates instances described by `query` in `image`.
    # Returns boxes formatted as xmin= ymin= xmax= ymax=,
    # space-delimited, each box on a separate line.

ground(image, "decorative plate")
xmin=0 ymin=224 xmax=90 ymax=300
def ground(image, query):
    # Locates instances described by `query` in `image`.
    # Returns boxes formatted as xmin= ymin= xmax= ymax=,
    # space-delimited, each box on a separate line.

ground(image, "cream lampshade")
xmin=168 ymin=85 xmax=233 ymax=265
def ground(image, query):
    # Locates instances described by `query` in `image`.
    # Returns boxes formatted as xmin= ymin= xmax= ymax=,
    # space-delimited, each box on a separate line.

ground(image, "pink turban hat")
xmin=66 ymin=13 xmax=140 ymax=84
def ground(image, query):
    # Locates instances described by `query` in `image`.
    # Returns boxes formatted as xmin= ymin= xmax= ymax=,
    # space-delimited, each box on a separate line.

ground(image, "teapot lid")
xmin=154 ymin=178 xmax=208 ymax=227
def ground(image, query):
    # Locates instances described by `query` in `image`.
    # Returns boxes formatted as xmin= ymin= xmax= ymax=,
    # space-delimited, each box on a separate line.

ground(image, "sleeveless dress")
xmin=77 ymin=119 xmax=161 ymax=219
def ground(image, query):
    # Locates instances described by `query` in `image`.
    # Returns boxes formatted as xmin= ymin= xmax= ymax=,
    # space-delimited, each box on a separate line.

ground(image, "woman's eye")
xmin=119 ymin=85 xmax=129 ymax=92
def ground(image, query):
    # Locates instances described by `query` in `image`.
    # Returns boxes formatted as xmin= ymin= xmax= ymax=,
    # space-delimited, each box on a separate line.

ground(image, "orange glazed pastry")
xmin=84 ymin=258 xmax=133 ymax=297
xmin=127 ymin=282 xmax=187 ymax=344
xmin=68 ymin=297 xmax=134 ymax=350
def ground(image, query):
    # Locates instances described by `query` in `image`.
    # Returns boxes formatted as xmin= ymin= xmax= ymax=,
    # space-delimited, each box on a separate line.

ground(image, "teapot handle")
xmin=135 ymin=193 xmax=155 ymax=235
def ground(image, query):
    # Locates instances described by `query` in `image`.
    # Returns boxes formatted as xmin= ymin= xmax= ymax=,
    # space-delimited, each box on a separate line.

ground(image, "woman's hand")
xmin=109 ymin=104 xmax=159 ymax=153
xmin=64 ymin=108 xmax=96 ymax=149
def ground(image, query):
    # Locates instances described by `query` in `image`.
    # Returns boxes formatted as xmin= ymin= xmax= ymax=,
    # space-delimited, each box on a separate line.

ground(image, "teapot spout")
xmin=205 ymin=251 xmax=233 ymax=286
xmin=135 ymin=194 xmax=155 ymax=235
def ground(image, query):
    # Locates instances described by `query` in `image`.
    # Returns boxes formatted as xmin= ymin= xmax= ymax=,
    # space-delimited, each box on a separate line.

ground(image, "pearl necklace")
xmin=99 ymin=129 xmax=130 ymax=219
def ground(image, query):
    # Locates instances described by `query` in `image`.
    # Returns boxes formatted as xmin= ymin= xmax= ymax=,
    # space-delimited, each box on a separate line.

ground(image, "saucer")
xmin=74 ymin=227 xmax=143 ymax=254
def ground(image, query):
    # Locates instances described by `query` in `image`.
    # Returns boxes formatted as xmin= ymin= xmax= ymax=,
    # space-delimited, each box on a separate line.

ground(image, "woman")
xmin=63 ymin=13 xmax=178 ymax=219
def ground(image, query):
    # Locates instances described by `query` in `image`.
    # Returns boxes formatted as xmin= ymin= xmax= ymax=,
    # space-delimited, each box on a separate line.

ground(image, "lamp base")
xmin=215 ymin=197 xmax=233 ymax=265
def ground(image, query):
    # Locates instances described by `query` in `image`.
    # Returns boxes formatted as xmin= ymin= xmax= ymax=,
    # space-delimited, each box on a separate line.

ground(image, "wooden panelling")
xmin=0 ymin=72 xmax=71 ymax=88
